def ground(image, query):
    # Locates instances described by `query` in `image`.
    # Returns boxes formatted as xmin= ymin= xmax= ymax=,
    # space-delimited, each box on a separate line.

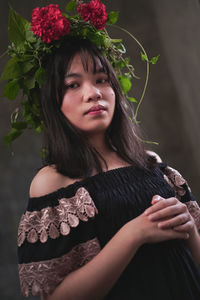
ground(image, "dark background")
xmin=0 ymin=0 xmax=200 ymax=299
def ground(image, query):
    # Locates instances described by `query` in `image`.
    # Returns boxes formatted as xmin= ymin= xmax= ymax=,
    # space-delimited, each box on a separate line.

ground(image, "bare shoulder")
xmin=146 ymin=150 xmax=162 ymax=163
xmin=29 ymin=165 xmax=77 ymax=198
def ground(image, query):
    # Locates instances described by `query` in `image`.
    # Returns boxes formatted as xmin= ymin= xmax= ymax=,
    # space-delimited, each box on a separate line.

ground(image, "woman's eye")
xmin=65 ymin=83 xmax=79 ymax=89
xmin=97 ymin=78 xmax=108 ymax=84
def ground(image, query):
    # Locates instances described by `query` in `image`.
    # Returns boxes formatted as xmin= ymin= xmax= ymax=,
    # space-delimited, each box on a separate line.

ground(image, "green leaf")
xmin=23 ymin=76 xmax=36 ymax=90
xmin=11 ymin=121 xmax=27 ymax=130
xmin=36 ymin=125 xmax=42 ymax=134
xmin=25 ymin=29 xmax=37 ymax=43
xmin=128 ymin=96 xmax=137 ymax=103
xmin=8 ymin=6 xmax=28 ymax=47
xmin=104 ymin=37 xmax=112 ymax=48
xmin=107 ymin=11 xmax=119 ymax=25
xmin=150 ymin=54 xmax=160 ymax=65
xmin=32 ymin=38 xmax=43 ymax=50
xmin=66 ymin=0 xmax=77 ymax=13
xmin=31 ymin=102 xmax=40 ymax=116
xmin=21 ymin=55 xmax=35 ymax=61
xmin=3 ymin=79 xmax=19 ymax=100
xmin=20 ymin=61 xmax=34 ymax=74
xmin=4 ymin=127 xmax=23 ymax=146
xmin=141 ymin=53 xmax=148 ymax=62
xmin=87 ymin=30 xmax=105 ymax=46
xmin=0 ymin=57 xmax=21 ymax=81
xmin=35 ymin=67 xmax=47 ymax=87
xmin=118 ymin=75 xmax=132 ymax=94
xmin=62 ymin=12 xmax=70 ymax=18
xmin=113 ymin=60 xmax=125 ymax=69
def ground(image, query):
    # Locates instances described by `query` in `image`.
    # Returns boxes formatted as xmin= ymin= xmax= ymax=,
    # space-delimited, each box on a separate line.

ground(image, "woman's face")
xmin=61 ymin=53 xmax=116 ymax=136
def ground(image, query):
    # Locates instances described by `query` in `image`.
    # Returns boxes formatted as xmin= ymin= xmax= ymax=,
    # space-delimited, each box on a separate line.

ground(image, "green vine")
xmin=0 ymin=0 xmax=159 ymax=146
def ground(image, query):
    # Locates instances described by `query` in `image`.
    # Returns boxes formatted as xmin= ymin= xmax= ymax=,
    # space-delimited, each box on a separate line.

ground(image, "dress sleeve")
xmin=159 ymin=163 xmax=200 ymax=231
xmin=17 ymin=187 xmax=101 ymax=298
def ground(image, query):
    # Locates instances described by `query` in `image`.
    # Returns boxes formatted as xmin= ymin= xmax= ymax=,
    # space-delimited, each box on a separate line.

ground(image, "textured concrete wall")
xmin=149 ymin=0 xmax=200 ymax=190
xmin=0 ymin=0 xmax=200 ymax=299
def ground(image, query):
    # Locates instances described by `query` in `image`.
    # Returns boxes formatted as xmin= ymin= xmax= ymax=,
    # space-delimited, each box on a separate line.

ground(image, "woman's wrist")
xmin=188 ymin=223 xmax=199 ymax=238
xmin=122 ymin=217 xmax=145 ymax=249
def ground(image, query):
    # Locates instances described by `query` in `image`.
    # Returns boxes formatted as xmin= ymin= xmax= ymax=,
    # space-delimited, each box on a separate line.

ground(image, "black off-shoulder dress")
xmin=17 ymin=163 xmax=200 ymax=299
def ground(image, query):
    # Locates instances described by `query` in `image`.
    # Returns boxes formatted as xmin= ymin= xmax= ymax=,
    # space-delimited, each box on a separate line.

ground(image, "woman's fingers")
xmin=138 ymin=212 xmax=190 ymax=244
xmin=144 ymin=196 xmax=194 ymax=234
xmin=143 ymin=195 xmax=195 ymax=239
xmin=152 ymin=226 xmax=189 ymax=242
xmin=173 ymin=220 xmax=194 ymax=233
xmin=172 ymin=230 xmax=189 ymax=240
xmin=148 ymin=203 xmax=187 ymax=221
xmin=145 ymin=196 xmax=178 ymax=216
xmin=151 ymin=195 xmax=163 ymax=205
xmin=145 ymin=199 xmax=187 ymax=222
xmin=157 ymin=212 xmax=191 ymax=229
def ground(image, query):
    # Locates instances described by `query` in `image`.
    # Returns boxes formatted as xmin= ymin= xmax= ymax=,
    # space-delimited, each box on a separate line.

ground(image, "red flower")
xmin=77 ymin=0 xmax=107 ymax=30
xmin=31 ymin=4 xmax=70 ymax=43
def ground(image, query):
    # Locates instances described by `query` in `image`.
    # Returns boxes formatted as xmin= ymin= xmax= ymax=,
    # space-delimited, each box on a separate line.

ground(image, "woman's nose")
xmin=83 ymin=83 xmax=102 ymax=102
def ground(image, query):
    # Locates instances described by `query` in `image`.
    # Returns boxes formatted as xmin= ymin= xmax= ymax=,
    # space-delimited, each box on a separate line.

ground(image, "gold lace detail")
xmin=18 ymin=237 xmax=101 ymax=297
xmin=186 ymin=201 xmax=200 ymax=230
xmin=18 ymin=187 xmax=98 ymax=247
xmin=162 ymin=166 xmax=200 ymax=229
xmin=163 ymin=166 xmax=187 ymax=199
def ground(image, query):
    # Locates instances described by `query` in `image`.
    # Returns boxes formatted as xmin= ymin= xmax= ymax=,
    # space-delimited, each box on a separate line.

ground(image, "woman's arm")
xmin=33 ymin=164 xmax=191 ymax=300
xmin=43 ymin=210 xmax=188 ymax=300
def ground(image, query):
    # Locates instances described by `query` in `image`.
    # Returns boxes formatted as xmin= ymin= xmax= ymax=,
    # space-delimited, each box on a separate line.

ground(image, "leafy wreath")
xmin=0 ymin=0 xmax=159 ymax=146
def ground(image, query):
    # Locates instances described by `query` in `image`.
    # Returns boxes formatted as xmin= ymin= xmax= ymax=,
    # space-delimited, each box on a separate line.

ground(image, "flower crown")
xmin=1 ymin=0 xmax=159 ymax=146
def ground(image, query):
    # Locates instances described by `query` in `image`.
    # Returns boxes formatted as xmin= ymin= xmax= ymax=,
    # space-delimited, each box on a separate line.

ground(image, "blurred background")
xmin=0 ymin=0 xmax=200 ymax=299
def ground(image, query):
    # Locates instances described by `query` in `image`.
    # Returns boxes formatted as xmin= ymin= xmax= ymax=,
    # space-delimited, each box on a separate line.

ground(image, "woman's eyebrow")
xmin=65 ymin=68 xmax=106 ymax=78
xmin=94 ymin=67 xmax=106 ymax=74
xmin=65 ymin=73 xmax=82 ymax=79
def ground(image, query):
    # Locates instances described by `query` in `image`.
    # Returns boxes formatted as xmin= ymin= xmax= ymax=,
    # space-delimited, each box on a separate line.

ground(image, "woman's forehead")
xmin=67 ymin=52 xmax=104 ymax=74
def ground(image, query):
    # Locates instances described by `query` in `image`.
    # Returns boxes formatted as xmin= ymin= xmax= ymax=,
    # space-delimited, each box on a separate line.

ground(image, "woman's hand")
xmin=144 ymin=195 xmax=195 ymax=235
xmin=143 ymin=195 xmax=200 ymax=265
xmin=125 ymin=210 xmax=189 ymax=246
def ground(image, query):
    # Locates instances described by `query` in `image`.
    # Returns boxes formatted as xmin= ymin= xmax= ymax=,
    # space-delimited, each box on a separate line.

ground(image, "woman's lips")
xmin=86 ymin=105 xmax=106 ymax=115
xmin=87 ymin=109 xmax=105 ymax=115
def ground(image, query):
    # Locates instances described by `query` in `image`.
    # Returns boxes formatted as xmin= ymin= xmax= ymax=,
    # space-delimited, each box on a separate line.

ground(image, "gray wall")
xmin=0 ymin=0 xmax=200 ymax=299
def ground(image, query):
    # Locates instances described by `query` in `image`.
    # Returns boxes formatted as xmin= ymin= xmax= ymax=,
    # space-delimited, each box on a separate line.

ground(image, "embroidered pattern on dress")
xmin=18 ymin=187 xmax=98 ymax=246
xmin=163 ymin=166 xmax=187 ymax=199
xmin=18 ymin=237 xmax=101 ymax=297
xmin=162 ymin=165 xmax=200 ymax=229
xmin=185 ymin=201 xmax=200 ymax=230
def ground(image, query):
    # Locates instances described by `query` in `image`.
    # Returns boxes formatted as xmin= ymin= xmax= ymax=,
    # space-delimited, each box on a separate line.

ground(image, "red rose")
xmin=31 ymin=4 xmax=70 ymax=43
xmin=77 ymin=0 xmax=107 ymax=30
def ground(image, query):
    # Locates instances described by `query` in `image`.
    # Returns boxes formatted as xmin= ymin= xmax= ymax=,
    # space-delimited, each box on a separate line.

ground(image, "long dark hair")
xmin=41 ymin=37 xmax=149 ymax=178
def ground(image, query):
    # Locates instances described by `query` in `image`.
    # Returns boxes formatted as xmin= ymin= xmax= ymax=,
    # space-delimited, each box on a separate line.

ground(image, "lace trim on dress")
xmin=18 ymin=187 xmax=98 ymax=247
xmin=162 ymin=165 xmax=200 ymax=229
xmin=18 ymin=237 xmax=101 ymax=297
xmin=163 ymin=166 xmax=187 ymax=199
xmin=185 ymin=201 xmax=200 ymax=230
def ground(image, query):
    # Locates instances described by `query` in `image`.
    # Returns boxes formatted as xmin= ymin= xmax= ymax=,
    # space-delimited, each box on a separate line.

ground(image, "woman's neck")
xmin=87 ymin=132 xmax=112 ymax=157
xmin=86 ymin=132 xmax=131 ymax=173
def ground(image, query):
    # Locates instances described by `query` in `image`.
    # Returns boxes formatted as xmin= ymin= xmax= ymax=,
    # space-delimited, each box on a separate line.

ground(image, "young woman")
xmin=17 ymin=37 xmax=200 ymax=300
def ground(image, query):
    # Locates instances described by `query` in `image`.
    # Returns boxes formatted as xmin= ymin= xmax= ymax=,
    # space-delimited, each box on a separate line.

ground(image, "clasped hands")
xmin=144 ymin=195 xmax=195 ymax=239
